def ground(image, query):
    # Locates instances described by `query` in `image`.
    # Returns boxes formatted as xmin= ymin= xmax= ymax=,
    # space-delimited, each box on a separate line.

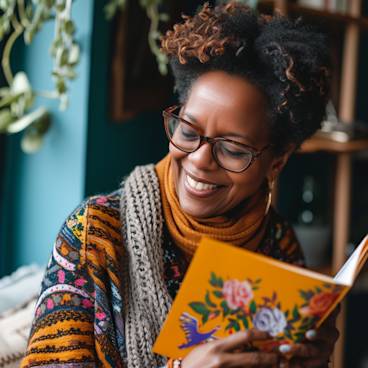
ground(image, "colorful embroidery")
xmin=22 ymin=190 xmax=304 ymax=367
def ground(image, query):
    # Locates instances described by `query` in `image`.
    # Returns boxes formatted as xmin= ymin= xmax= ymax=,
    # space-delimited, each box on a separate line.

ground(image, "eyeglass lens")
xmin=166 ymin=115 xmax=254 ymax=172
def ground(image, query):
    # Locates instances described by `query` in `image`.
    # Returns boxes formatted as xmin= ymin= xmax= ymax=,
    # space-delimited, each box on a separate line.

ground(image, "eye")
xmin=220 ymin=143 xmax=249 ymax=158
xmin=179 ymin=123 xmax=198 ymax=141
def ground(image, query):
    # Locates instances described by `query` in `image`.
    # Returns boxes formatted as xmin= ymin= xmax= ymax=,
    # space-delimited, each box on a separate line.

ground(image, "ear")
xmin=267 ymin=145 xmax=295 ymax=182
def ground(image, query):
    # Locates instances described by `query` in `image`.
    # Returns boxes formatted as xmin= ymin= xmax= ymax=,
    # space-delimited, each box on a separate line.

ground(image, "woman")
xmin=22 ymin=2 xmax=338 ymax=368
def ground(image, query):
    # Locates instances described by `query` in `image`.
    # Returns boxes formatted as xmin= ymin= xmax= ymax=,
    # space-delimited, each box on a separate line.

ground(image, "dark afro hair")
xmin=161 ymin=2 xmax=331 ymax=154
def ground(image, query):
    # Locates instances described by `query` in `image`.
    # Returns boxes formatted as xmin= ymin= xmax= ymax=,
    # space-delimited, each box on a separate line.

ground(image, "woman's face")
xmin=169 ymin=71 xmax=285 ymax=218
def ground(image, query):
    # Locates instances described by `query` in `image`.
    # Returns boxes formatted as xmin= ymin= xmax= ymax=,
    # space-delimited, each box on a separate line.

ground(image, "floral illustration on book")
xmin=178 ymin=272 xmax=343 ymax=351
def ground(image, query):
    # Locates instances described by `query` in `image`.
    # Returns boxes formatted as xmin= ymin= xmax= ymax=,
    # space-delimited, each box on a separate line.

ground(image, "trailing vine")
xmin=0 ymin=0 xmax=79 ymax=152
xmin=0 ymin=0 xmax=255 ymax=153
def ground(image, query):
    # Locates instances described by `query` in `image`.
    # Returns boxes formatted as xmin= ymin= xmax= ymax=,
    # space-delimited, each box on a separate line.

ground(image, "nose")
xmin=187 ymin=141 xmax=218 ymax=171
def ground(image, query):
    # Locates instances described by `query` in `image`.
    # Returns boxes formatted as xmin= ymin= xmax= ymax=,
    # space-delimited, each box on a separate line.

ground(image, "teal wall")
xmin=85 ymin=1 xmax=168 ymax=197
xmin=1 ymin=0 xmax=171 ymax=274
xmin=2 ymin=1 xmax=94 ymax=272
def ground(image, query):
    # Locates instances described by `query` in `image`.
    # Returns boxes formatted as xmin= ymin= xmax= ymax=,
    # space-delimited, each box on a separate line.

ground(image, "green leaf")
xmin=68 ymin=43 xmax=80 ymax=65
xmin=220 ymin=300 xmax=231 ymax=317
xmin=239 ymin=315 xmax=249 ymax=330
xmin=210 ymin=272 xmax=218 ymax=287
xmin=11 ymin=72 xmax=31 ymax=94
xmin=0 ymin=92 xmax=24 ymax=109
xmin=285 ymin=330 xmax=292 ymax=340
xmin=294 ymin=332 xmax=305 ymax=343
xmin=159 ymin=13 xmax=169 ymax=21
xmin=64 ymin=20 xmax=76 ymax=35
xmin=228 ymin=318 xmax=241 ymax=332
xmin=189 ymin=302 xmax=210 ymax=317
xmin=6 ymin=107 xmax=48 ymax=134
xmin=20 ymin=113 xmax=51 ymax=153
xmin=21 ymin=128 xmax=43 ymax=153
xmin=55 ymin=78 xmax=67 ymax=94
xmin=209 ymin=272 xmax=223 ymax=288
xmin=292 ymin=305 xmax=300 ymax=321
xmin=205 ymin=291 xmax=217 ymax=308
xmin=249 ymin=300 xmax=257 ymax=314
xmin=299 ymin=290 xmax=309 ymax=301
xmin=213 ymin=290 xmax=223 ymax=298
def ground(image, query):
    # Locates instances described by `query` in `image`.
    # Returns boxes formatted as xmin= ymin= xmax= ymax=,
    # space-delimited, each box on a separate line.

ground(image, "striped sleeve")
xmin=21 ymin=201 xmax=97 ymax=367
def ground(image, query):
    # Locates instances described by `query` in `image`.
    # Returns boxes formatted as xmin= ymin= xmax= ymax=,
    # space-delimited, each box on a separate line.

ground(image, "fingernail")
xmin=306 ymin=330 xmax=317 ymax=340
xmin=279 ymin=344 xmax=292 ymax=354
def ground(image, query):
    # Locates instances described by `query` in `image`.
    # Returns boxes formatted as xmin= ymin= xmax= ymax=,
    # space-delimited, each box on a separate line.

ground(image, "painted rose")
xmin=252 ymin=307 xmax=287 ymax=337
xmin=303 ymin=292 xmax=338 ymax=317
xmin=222 ymin=279 xmax=253 ymax=310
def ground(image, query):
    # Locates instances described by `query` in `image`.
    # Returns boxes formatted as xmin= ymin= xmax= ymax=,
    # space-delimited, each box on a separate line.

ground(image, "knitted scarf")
xmin=156 ymin=155 xmax=270 ymax=257
xmin=120 ymin=157 xmax=270 ymax=368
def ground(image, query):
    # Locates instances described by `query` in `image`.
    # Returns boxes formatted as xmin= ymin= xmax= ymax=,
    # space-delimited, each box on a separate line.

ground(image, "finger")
xmin=221 ymin=351 xmax=278 ymax=367
xmin=306 ymin=325 xmax=339 ymax=345
xmin=317 ymin=303 xmax=341 ymax=331
xmin=279 ymin=342 xmax=327 ymax=359
xmin=216 ymin=330 xmax=270 ymax=352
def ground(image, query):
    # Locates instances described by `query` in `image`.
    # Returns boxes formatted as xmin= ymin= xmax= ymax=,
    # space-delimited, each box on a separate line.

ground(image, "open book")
xmin=153 ymin=235 xmax=368 ymax=359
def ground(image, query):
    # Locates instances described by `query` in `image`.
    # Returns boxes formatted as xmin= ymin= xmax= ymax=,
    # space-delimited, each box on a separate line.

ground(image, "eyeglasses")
xmin=163 ymin=105 xmax=271 ymax=173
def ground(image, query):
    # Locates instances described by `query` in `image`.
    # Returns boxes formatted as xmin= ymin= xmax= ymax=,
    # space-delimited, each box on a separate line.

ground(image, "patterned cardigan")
xmin=21 ymin=189 xmax=304 ymax=367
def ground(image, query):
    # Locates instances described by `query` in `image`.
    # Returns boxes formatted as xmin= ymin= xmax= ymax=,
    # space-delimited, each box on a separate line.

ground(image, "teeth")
xmin=186 ymin=175 xmax=218 ymax=191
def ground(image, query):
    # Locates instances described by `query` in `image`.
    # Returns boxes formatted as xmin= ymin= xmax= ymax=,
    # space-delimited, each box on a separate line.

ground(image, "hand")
xmin=181 ymin=329 xmax=278 ymax=368
xmin=278 ymin=305 xmax=340 ymax=367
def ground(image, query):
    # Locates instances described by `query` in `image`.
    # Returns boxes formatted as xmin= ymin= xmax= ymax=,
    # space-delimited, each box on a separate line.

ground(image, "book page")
xmin=334 ymin=235 xmax=368 ymax=286
xmin=153 ymin=237 xmax=347 ymax=359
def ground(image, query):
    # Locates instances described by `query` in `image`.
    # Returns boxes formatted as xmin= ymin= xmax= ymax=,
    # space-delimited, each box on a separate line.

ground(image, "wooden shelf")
xmin=258 ymin=1 xmax=368 ymax=30
xmin=299 ymin=136 xmax=368 ymax=153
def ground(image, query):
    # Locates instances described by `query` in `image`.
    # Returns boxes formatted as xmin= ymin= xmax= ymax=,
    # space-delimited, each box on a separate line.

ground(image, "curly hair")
xmin=161 ymin=2 xmax=331 ymax=154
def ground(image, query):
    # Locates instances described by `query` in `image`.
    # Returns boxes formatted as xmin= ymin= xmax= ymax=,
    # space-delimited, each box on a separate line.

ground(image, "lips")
xmin=183 ymin=171 xmax=223 ymax=198
xmin=186 ymin=175 xmax=218 ymax=191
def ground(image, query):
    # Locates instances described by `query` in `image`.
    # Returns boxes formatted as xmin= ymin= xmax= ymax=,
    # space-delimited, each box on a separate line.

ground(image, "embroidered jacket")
xmin=21 ymin=189 xmax=304 ymax=367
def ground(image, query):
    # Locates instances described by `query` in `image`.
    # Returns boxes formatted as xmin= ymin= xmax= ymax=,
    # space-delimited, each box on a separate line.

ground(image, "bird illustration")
xmin=178 ymin=312 xmax=220 ymax=349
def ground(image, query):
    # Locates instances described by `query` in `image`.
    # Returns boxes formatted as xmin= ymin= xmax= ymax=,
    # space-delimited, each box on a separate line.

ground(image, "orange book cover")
xmin=153 ymin=235 xmax=368 ymax=359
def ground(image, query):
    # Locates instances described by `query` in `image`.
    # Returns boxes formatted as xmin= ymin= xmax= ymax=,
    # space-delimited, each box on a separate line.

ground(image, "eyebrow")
xmin=182 ymin=112 xmax=257 ymax=147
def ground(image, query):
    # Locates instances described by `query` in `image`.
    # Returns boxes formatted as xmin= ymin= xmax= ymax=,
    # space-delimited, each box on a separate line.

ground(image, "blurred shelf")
xmin=258 ymin=1 xmax=368 ymax=30
xmin=299 ymin=136 xmax=368 ymax=154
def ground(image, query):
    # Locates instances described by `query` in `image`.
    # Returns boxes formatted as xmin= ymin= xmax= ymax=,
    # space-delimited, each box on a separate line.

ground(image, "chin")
xmin=179 ymin=199 xmax=215 ymax=219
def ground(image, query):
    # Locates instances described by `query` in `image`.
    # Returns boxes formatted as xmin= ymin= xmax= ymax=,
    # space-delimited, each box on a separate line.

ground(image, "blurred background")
xmin=0 ymin=0 xmax=367 ymax=367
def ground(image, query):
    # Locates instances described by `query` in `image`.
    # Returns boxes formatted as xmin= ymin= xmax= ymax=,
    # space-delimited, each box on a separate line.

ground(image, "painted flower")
xmin=74 ymin=278 xmax=87 ymax=287
xmin=46 ymin=298 xmax=54 ymax=310
xmin=252 ymin=307 xmax=287 ymax=337
xmin=222 ymin=279 xmax=253 ymax=310
xmin=57 ymin=270 xmax=65 ymax=283
xmin=302 ymin=292 xmax=338 ymax=317
xmin=96 ymin=196 xmax=108 ymax=205
xmin=82 ymin=299 xmax=93 ymax=308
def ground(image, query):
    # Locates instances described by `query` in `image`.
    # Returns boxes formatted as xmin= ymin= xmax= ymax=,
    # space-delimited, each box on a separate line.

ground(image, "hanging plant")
xmin=0 ymin=0 xmax=255 ymax=153
xmin=0 ymin=0 xmax=79 ymax=153
xmin=0 ymin=0 xmax=169 ymax=153
xmin=104 ymin=0 xmax=169 ymax=75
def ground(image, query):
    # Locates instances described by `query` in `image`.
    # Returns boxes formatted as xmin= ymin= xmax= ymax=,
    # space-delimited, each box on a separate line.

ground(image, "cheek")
xmin=168 ymin=144 xmax=187 ymax=184
xmin=228 ymin=164 xmax=268 ymax=199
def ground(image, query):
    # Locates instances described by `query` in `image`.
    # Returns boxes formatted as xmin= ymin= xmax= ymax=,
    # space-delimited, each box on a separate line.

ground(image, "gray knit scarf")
xmin=120 ymin=164 xmax=172 ymax=368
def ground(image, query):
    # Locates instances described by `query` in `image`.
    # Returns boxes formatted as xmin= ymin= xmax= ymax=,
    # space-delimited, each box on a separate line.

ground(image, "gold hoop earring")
xmin=265 ymin=179 xmax=274 ymax=216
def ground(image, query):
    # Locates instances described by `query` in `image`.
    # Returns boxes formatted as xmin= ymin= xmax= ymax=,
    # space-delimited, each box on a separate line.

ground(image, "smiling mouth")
xmin=184 ymin=173 xmax=224 ymax=198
